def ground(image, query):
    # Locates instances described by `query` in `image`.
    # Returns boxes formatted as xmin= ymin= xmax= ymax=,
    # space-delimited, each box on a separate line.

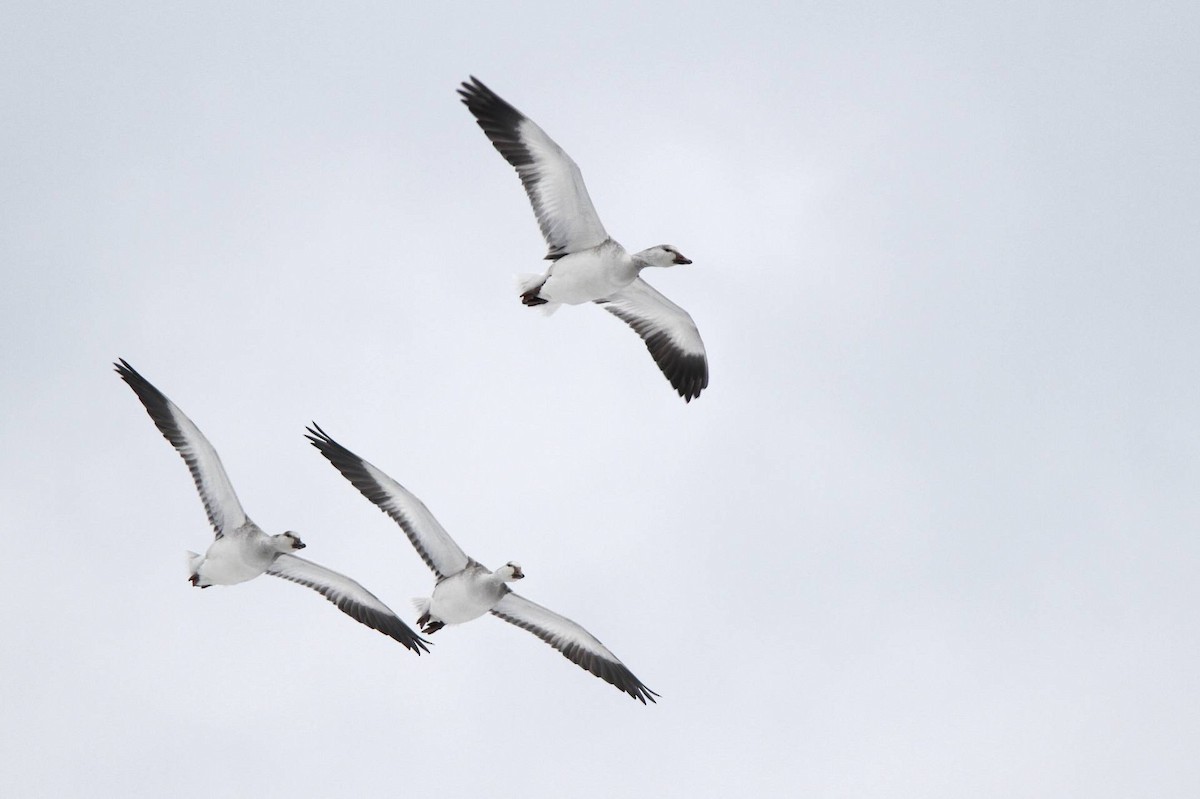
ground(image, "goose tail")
xmin=185 ymin=551 xmax=204 ymax=587
xmin=515 ymin=273 xmax=561 ymax=316
xmin=515 ymin=272 xmax=545 ymax=296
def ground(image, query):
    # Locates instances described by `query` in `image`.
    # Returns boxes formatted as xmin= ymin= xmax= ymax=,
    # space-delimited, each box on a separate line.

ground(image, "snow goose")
xmin=459 ymin=76 xmax=709 ymax=402
xmin=114 ymin=360 xmax=428 ymax=654
xmin=307 ymin=424 xmax=658 ymax=703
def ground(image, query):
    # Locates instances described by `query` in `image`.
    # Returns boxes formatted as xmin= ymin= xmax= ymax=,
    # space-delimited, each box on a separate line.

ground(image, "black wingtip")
xmin=387 ymin=617 xmax=431 ymax=654
xmin=619 ymin=673 xmax=659 ymax=704
xmin=404 ymin=630 xmax=432 ymax=655
xmin=678 ymin=376 xmax=707 ymax=403
xmin=114 ymin=357 xmax=174 ymax=409
xmin=369 ymin=607 xmax=432 ymax=655
xmin=305 ymin=421 xmax=330 ymax=443
xmin=457 ymin=75 xmax=487 ymax=105
xmin=113 ymin=357 xmax=138 ymax=382
xmin=662 ymin=351 xmax=708 ymax=402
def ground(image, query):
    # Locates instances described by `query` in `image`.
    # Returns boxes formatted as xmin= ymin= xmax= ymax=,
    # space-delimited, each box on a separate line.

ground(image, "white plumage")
xmin=460 ymin=76 xmax=709 ymax=401
xmin=115 ymin=359 xmax=428 ymax=654
xmin=308 ymin=423 xmax=658 ymax=703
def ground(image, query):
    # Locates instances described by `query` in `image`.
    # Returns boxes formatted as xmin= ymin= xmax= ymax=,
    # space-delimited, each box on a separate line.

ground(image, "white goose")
xmin=459 ymin=76 xmax=709 ymax=402
xmin=307 ymin=424 xmax=658 ymax=703
xmin=115 ymin=360 xmax=428 ymax=654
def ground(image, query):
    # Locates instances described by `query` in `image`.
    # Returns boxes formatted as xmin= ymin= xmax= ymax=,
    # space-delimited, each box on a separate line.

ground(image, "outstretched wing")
xmin=491 ymin=592 xmax=658 ymax=704
xmin=115 ymin=359 xmax=250 ymax=538
xmin=595 ymin=278 xmax=709 ymax=401
xmin=265 ymin=554 xmax=429 ymax=654
xmin=459 ymin=76 xmax=609 ymax=260
xmin=306 ymin=424 xmax=471 ymax=579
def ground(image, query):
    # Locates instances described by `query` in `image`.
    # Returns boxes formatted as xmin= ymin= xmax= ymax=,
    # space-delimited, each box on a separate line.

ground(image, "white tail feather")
xmin=185 ymin=550 xmax=203 ymax=574
xmin=515 ymin=272 xmax=544 ymax=295
xmin=411 ymin=597 xmax=431 ymax=616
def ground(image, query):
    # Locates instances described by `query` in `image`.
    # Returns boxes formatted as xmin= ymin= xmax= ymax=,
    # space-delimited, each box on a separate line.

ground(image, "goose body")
xmin=459 ymin=76 xmax=709 ymax=402
xmin=187 ymin=534 xmax=283 ymax=587
xmin=308 ymin=424 xmax=658 ymax=703
xmin=115 ymin=359 xmax=428 ymax=654
xmin=419 ymin=563 xmax=512 ymax=628
xmin=525 ymin=239 xmax=640 ymax=307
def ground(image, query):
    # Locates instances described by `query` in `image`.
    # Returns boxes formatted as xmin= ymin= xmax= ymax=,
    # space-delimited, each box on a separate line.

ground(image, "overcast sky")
xmin=2 ymin=2 xmax=1198 ymax=796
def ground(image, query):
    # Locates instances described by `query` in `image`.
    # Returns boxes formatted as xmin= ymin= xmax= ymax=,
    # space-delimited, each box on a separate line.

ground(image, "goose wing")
xmin=115 ymin=359 xmax=249 ymax=538
xmin=306 ymin=424 xmax=471 ymax=579
xmin=265 ymin=554 xmax=429 ymax=653
xmin=491 ymin=592 xmax=658 ymax=704
xmin=595 ymin=278 xmax=709 ymax=402
xmin=459 ymin=76 xmax=609 ymax=260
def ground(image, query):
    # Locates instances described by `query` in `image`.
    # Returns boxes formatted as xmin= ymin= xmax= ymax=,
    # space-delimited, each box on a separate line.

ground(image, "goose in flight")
xmin=459 ymin=76 xmax=708 ymax=402
xmin=307 ymin=423 xmax=658 ymax=703
xmin=114 ymin=359 xmax=428 ymax=654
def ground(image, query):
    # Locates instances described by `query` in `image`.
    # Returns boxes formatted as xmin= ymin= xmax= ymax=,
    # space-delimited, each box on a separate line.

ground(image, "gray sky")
xmin=2 ymin=1 xmax=1198 ymax=796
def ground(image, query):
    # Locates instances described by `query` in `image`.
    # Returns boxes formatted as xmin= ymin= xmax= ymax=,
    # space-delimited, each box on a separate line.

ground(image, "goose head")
xmin=498 ymin=561 xmax=525 ymax=581
xmin=636 ymin=245 xmax=692 ymax=268
xmin=273 ymin=531 xmax=307 ymax=552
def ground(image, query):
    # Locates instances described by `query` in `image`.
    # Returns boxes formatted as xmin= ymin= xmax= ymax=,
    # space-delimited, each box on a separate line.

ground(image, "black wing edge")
xmin=113 ymin=357 xmax=233 ymax=534
xmin=114 ymin=357 xmax=185 ymax=437
xmin=597 ymin=310 xmax=709 ymax=402
xmin=305 ymin=423 xmax=450 ymax=579
xmin=491 ymin=608 xmax=660 ymax=704
xmin=305 ymin=423 xmax=391 ymax=512
xmin=457 ymin=76 xmax=568 ymax=262
xmin=267 ymin=568 xmax=430 ymax=655
xmin=457 ymin=76 xmax=532 ymax=170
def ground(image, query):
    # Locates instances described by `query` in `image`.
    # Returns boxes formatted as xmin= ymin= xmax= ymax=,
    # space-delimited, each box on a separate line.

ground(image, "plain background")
xmin=2 ymin=2 xmax=1198 ymax=796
